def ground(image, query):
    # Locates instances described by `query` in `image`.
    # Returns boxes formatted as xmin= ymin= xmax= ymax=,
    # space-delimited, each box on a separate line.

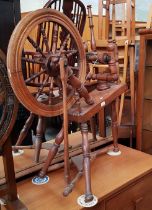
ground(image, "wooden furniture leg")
xmin=118 ymin=40 xmax=129 ymax=126
xmin=129 ymin=126 xmax=133 ymax=147
xmin=34 ymin=116 xmax=44 ymax=163
xmin=90 ymin=116 xmax=97 ymax=141
xmin=129 ymin=45 xmax=135 ymax=141
xmin=98 ymin=109 xmax=106 ymax=137
xmin=14 ymin=113 xmax=35 ymax=150
xmin=2 ymin=139 xmax=27 ymax=210
xmin=111 ymin=100 xmax=119 ymax=152
xmin=81 ymin=123 xmax=93 ymax=202
xmin=39 ymin=128 xmax=64 ymax=178
xmin=3 ymin=140 xmax=18 ymax=202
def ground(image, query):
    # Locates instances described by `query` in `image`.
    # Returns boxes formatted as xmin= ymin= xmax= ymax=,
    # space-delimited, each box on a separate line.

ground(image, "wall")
xmin=20 ymin=0 xmax=48 ymax=12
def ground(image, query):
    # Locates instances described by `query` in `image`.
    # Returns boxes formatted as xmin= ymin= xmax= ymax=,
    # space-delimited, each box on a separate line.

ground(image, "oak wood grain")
xmin=7 ymin=145 xmax=152 ymax=210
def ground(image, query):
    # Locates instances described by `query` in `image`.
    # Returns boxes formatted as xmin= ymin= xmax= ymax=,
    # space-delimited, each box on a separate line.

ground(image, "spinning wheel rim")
xmin=7 ymin=8 xmax=86 ymax=117
xmin=0 ymin=51 xmax=18 ymax=147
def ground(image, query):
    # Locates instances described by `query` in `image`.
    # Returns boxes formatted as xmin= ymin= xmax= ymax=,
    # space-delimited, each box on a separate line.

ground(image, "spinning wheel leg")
xmin=81 ymin=123 xmax=93 ymax=202
xmin=107 ymin=99 xmax=121 ymax=156
xmin=14 ymin=113 xmax=35 ymax=151
xmin=77 ymin=123 xmax=98 ymax=207
xmin=63 ymin=121 xmax=97 ymax=199
xmin=39 ymin=128 xmax=64 ymax=178
xmin=111 ymin=100 xmax=119 ymax=152
xmin=34 ymin=116 xmax=45 ymax=163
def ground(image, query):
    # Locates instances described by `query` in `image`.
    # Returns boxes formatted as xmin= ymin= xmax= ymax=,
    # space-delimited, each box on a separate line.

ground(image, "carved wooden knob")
xmin=107 ymin=41 xmax=116 ymax=51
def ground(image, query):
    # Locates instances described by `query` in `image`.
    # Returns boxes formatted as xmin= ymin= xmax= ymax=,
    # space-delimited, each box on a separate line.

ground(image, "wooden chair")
xmin=97 ymin=0 xmax=135 ymax=143
xmin=98 ymin=0 xmax=110 ymax=40
xmin=98 ymin=0 xmax=135 ymax=43
xmin=146 ymin=4 xmax=152 ymax=29
xmin=44 ymin=0 xmax=86 ymax=36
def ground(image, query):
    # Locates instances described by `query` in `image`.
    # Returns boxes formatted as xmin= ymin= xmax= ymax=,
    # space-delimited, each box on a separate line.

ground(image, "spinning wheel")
xmin=7 ymin=8 xmax=86 ymax=117
xmin=7 ymin=7 xmax=96 ymax=207
xmin=6 ymin=6 xmax=125 ymax=208
xmin=0 ymin=52 xmax=26 ymax=209
xmin=0 ymin=51 xmax=18 ymax=147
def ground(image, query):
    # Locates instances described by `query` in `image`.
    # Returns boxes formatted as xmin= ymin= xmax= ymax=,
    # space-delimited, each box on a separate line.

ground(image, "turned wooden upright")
xmin=68 ymin=83 xmax=127 ymax=200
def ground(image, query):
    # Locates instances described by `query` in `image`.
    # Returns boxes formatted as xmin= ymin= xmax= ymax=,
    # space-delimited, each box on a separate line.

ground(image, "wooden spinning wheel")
xmin=7 ymin=8 xmax=86 ymax=117
xmin=6 ymin=8 xmax=95 ymax=204
xmin=0 ymin=51 xmax=18 ymax=148
xmin=0 ymin=52 xmax=27 ymax=209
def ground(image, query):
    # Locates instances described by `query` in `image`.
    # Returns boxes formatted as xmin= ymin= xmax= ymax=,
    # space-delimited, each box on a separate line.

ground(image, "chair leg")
xmin=39 ymin=128 xmax=64 ymax=178
xmin=129 ymin=126 xmax=133 ymax=148
xmin=111 ymin=100 xmax=119 ymax=152
xmin=81 ymin=123 xmax=93 ymax=202
xmin=98 ymin=109 xmax=106 ymax=137
xmin=2 ymin=139 xmax=27 ymax=210
xmin=34 ymin=116 xmax=44 ymax=163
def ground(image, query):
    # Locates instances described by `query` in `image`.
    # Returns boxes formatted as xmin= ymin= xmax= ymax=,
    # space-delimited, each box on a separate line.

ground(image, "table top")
xmin=15 ymin=145 xmax=152 ymax=210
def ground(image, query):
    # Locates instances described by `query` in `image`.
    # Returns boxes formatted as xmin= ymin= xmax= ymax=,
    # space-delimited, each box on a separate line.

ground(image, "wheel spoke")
xmin=66 ymin=50 xmax=78 ymax=58
xmin=27 ymin=36 xmax=46 ymax=58
xmin=59 ymin=34 xmax=70 ymax=54
xmin=25 ymin=69 xmax=46 ymax=84
xmin=40 ymin=24 xmax=50 ymax=52
xmin=36 ymin=75 xmax=50 ymax=98
xmin=49 ymin=34 xmax=71 ymax=64
xmin=22 ymin=57 xmax=44 ymax=65
xmin=52 ymin=23 xmax=59 ymax=54
xmin=48 ymin=77 xmax=54 ymax=105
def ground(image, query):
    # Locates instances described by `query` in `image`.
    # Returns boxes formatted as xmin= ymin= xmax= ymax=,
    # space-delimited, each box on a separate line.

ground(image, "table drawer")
xmin=106 ymin=174 xmax=152 ymax=210
xmin=84 ymin=201 xmax=104 ymax=210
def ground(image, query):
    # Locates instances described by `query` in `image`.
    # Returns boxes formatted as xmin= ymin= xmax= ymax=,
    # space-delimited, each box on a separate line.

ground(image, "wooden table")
xmin=5 ymin=145 xmax=152 ymax=210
